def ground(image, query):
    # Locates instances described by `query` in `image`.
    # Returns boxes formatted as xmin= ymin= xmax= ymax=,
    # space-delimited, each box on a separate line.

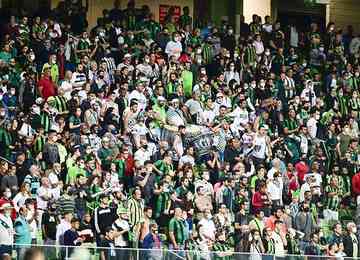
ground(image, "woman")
xmin=249 ymin=229 xmax=265 ymax=260
xmin=12 ymin=183 xmax=31 ymax=212
xmin=224 ymin=62 xmax=240 ymax=85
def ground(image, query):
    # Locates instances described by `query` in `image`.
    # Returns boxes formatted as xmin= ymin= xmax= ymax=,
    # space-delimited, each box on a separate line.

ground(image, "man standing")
xmin=14 ymin=206 xmax=31 ymax=258
xmin=38 ymin=66 xmax=56 ymax=100
xmin=94 ymin=194 xmax=117 ymax=245
xmin=112 ymin=207 xmax=130 ymax=259
xmin=100 ymin=227 xmax=117 ymax=260
xmin=63 ymin=218 xmax=84 ymax=256
xmin=0 ymin=203 xmax=14 ymax=256
xmin=128 ymin=188 xmax=145 ymax=248
xmin=343 ymin=222 xmax=359 ymax=258
xmin=168 ymin=207 xmax=187 ymax=257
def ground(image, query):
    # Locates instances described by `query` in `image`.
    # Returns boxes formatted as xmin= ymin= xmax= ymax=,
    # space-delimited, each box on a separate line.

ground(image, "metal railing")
xmin=9 ymin=244 xmax=360 ymax=260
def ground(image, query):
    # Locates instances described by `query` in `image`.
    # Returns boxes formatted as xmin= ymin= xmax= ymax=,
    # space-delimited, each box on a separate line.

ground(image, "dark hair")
xmin=23 ymin=248 xmax=44 ymax=260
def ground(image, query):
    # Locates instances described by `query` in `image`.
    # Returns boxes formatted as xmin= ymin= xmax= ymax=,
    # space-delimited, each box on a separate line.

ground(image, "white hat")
xmin=124 ymin=53 xmax=132 ymax=58
xmin=157 ymin=96 xmax=166 ymax=102
xmin=35 ymin=97 xmax=44 ymax=105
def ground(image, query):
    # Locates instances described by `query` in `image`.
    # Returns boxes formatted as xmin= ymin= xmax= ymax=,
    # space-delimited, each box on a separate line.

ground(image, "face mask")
xmin=4 ymin=191 xmax=11 ymax=198
xmin=129 ymin=35 xmax=134 ymax=40
xmin=302 ymin=63 xmax=307 ymax=67
xmin=228 ymin=30 xmax=233 ymax=35
xmin=142 ymin=144 xmax=148 ymax=149
xmin=197 ymin=59 xmax=202 ymax=64
xmin=356 ymin=72 xmax=360 ymax=77
xmin=196 ymin=49 xmax=202 ymax=54
xmin=30 ymin=54 xmax=35 ymax=61
xmin=4 ymin=212 xmax=11 ymax=218
xmin=33 ymin=107 xmax=40 ymax=115
xmin=265 ymin=51 xmax=270 ymax=56
xmin=339 ymin=92 xmax=343 ymax=97
xmin=10 ymin=90 xmax=15 ymax=96
xmin=79 ymin=163 xmax=85 ymax=169
xmin=319 ymin=47 xmax=324 ymax=52
xmin=144 ymin=58 xmax=150 ymax=63
xmin=230 ymin=66 xmax=234 ymax=71
xmin=99 ymin=32 xmax=105 ymax=38
xmin=234 ymin=53 xmax=239 ymax=58
xmin=260 ymin=82 xmax=266 ymax=87
xmin=315 ymin=115 xmax=320 ymax=120
xmin=251 ymin=83 xmax=256 ymax=88
xmin=353 ymin=227 xmax=357 ymax=233
xmin=206 ymin=214 xmax=212 ymax=220
xmin=118 ymin=36 xmax=125 ymax=45
xmin=0 ymin=112 xmax=5 ymax=117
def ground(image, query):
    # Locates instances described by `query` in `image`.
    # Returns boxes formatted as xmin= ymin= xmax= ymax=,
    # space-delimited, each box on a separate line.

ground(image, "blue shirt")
xmin=14 ymin=216 xmax=32 ymax=244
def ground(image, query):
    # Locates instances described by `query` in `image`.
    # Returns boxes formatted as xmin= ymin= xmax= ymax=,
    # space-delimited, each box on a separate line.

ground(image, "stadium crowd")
xmin=1 ymin=0 xmax=360 ymax=259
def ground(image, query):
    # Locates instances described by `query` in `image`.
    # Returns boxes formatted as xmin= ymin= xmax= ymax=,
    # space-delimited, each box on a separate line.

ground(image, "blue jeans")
xmin=0 ymin=245 xmax=12 ymax=256
xmin=168 ymin=244 xmax=185 ymax=260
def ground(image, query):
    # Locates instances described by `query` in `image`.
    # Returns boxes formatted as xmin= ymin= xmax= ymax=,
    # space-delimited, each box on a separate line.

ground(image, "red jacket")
xmin=252 ymin=191 xmax=265 ymax=210
xmin=352 ymin=172 xmax=360 ymax=195
xmin=124 ymin=155 xmax=135 ymax=177
xmin=0 ymin=197 xmax=17 ymax=220
xmin=38 ymin=76 xmax=56 ymax=100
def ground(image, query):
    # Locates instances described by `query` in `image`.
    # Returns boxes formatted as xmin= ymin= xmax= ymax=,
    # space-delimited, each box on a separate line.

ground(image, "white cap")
xmin=157 ymin=96 xmax=166 ymax=102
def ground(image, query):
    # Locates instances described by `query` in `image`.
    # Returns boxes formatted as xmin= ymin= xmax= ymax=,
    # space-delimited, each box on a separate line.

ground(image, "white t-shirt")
xmin=113 ymin=219 xmax=130 ymax=247
xmin=185 ymin=99 xmax=203 ymax=116
xmin=134 ymin=148 xmax=152 ymax=165
xmin=128 ymin=90 xmax=147 ymax=112
xmin=36 ymin=186 xmax=52 ymax=210
xmin=60 ymin=80 xmax=73 ymax=100
xmin=307 ymin=117 xmax=317 ymax=139
xmin=198 ymin=218 xmax=216 ymax=241
xmin=179 ymin=155 xmax=195 ymax=166
xmin=201 ymin=109 xmax=216 ymax=125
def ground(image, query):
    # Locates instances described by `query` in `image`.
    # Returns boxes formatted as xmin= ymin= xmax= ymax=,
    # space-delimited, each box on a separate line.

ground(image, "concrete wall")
xmin=51 ymin=0 xmax=194 ymax=30
xmin=210 ymin=0 xmax=230 ymax=26
xmin=243 ymin=0 xmax=271 ymax=23
xmin=329 ymin=0 xmax=360 ymax=34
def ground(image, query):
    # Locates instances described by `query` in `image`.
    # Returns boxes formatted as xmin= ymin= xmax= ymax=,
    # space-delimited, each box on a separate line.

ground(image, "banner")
xmin=186 ymin=131 xmax=214 ymax=156
xmin=159 ymin=5 xmax=181 ymax=24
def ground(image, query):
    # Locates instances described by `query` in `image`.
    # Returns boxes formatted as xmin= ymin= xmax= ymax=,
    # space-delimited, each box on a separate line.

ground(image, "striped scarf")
xmin=244 ymin=45 xmax=256 ymax=66
xmin=325 ymin=185 xmax=341 ymax=211
xmin=54 ymin=96 xmax=68 ymax=114
xmin=128 ymin=197 xmax=144 ymax=228
xmin=284 ymin=77 xmax=295 ymax=99
xmin=202 ymin=43 xmax=213 ymax=65
xmin=349 ymin=98 xmax=360 ymax=111
xmin=40 ymin=112 xmax=51 ymax=133
xmin=338 ymin=96 xmax=348 ymax=117
xmin=33 ymin=135 xmax=46 ymax=155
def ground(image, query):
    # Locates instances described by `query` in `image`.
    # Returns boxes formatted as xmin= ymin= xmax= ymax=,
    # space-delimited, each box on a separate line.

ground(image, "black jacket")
xmin=343 ymin=234 xmax=359 ymax=258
